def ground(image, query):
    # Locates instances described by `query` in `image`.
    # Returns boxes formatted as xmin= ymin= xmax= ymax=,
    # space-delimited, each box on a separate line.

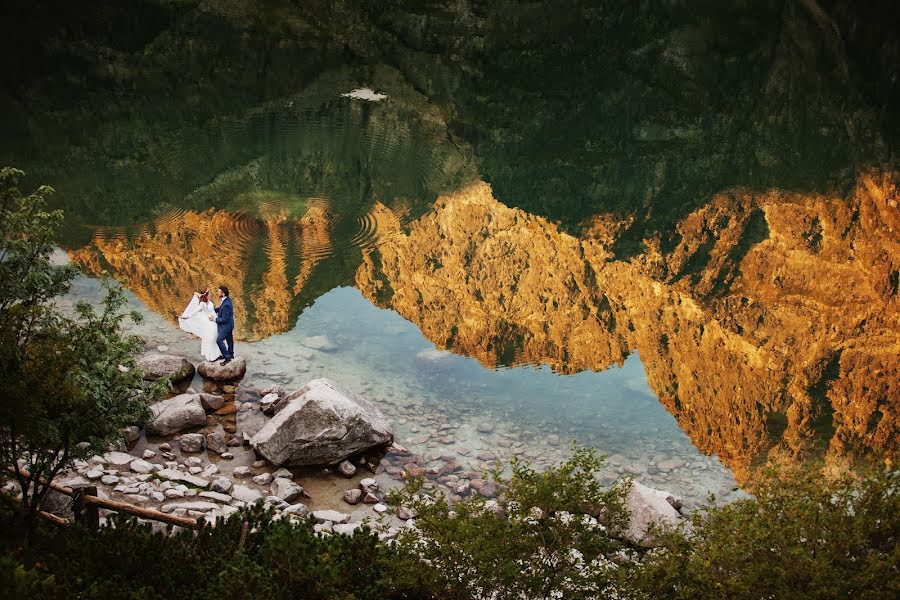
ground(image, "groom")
xmin=208 ymin=285 xmax=235 ymax=364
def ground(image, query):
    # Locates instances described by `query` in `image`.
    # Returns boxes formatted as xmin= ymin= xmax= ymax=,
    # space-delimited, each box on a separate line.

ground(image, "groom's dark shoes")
xmin=222 ymin=358 xmax=232 ymax=365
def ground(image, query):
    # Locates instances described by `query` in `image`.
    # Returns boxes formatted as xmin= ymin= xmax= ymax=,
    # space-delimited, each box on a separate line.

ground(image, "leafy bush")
xmin=627 ymin=467 xmax=900 ymax=600
xmin=388 ymin=446 xmax=631 ymax=599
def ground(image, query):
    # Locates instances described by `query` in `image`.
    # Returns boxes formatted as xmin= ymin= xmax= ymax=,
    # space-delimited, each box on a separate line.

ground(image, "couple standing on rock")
xmin=178 ymin=285 xmax=235 ymax=364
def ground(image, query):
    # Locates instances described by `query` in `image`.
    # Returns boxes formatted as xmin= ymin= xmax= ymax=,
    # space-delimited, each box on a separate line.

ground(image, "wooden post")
xmin=70 ymin=484 xmax=100 ymax=530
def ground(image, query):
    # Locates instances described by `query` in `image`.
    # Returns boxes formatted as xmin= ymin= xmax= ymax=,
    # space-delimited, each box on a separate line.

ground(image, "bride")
xmin=178 ymin=288 xmax=222 ymax=362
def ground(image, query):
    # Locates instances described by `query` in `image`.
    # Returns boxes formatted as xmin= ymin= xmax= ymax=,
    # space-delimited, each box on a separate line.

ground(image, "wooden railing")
xmin=12 ymin=467 xmax=204 ymax=530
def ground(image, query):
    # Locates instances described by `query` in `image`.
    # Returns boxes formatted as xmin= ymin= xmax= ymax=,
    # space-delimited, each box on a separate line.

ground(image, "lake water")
xmin=4 ymin=1 xmax=897 ymax=506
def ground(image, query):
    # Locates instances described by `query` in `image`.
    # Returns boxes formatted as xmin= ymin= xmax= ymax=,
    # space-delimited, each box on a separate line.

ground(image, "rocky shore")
xmin=46 ymin=351 xmax=690 ymax=546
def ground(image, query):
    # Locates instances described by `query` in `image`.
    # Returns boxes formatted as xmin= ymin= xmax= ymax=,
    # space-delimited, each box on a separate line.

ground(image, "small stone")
xmin=363 ymin=492 xmax=379 ymax=504
xmin=179 ymin=433 xmax=205 ymax=453
xmin=272 ymin=468 xmax=293 ymax=479
xmin=666 ymin=495 xmax=684 ymax=511
xmin=233 ymin=466 xmax=251 ymax=478
xmin=121 ymin=426 xmax=140 ymax=444
xmin=129 ymin=459 xmax=155 ymax=474
xmin=199 ymin=393 xmax=226 ymax=411
xmin=476 ymin=423 xmax=495 ymax=434
xmin=253 ymin=473 xmax=274 ymax=486
xmin=103 ymin=451 xmax=135 ymax=466
xmin=220 ymin=452 xmax=234 ymax=459
xmin=199 ymin=491 xmax=233 ymax=503
xmin=271 ymin=479 xmax=304 ymax=503
xmin=359 ymin=478 xmax=379 ymax=494
xmin=158 ymin=443 xmax=172 ymax=452
xmin=373 ymin=503 xmax=388 ymax=514
xmin=231 ymin=485 xmax=262 ymax=504
xmin=206 ymin=431 xmax=227 ymax=455
xmin=396 ymin=506 xmax=416 ymax=520
xmin=284 ymin=503 xmax=310 ymax=518
xmin=101 ymin=475 xmax=119 ymax=485
xmin=312 ymin=509 xmax=351 ymax=524
xmin=86 ymin=469 xmax=103 ymax=480
xmin=333 ymin=522 xmax=362 ymax=536
xmin=164 ymin=488 xmax=185 ymax=498
xmin=338 ymin=460 xmax=357 ymax=477
xmin=210 ymin=477 xmax=233 ymax=493
xmin=343 ymin=489 xmax=363 ymax=505
xmin=252 ymin=460 xmax=267 ymax=469
xmin=142 ymin=449 xmax=156 ymax=459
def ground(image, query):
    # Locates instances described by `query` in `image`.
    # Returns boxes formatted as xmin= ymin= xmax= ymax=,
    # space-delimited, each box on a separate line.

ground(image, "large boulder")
xmin=250 ymin=378 xmax=393 ymax=466
xmin=145 ymin=394 xmax=207 ymax=436
xmin=618 ymin=481 xmax=683 ymax=547
xmin=197 ymin=357 xmax=247 ymax=381
xmin=138 ymin=354 xmax=195 ymax=383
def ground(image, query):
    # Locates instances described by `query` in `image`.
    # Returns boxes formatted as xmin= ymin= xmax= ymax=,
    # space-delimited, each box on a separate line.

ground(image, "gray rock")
xmin=129 ymin=459 xmax=155 ymax=474
xmin=338 ymin=460 xmax=357 ymax=477
xmin=211 ymin=477 xmax=233 ymax=493
xmin=199 ymin=393 xmax=226 ymax=411
xmin=155 ymin=468 xmax=210 ymax=489
xmin=121 ymin=426 xmax=140 ymax=444
xmin=618 ymin=481 xmax=682 ymax=547
xmin=145 ymin=395 xmax=207 ymax=437
xmin=251 ymin=378 xmax=393 ymax=466
xmin=161 ymin=501 xmax=219 ymax=513
xmin=333 ymin=522 xmax=363 ymax=536
xmin=271 ymin=479 xmax=304 ymax=503
xmin=272 ymin=468 xmax=293 ymax=479
xmin=100 ymin=475 xmax=119 ymax=485
xmin=657 ymin=458 xmax=684 ymax=472
xmin=231 ymin=485 xmax=262 ymax=504
xmin=232 ymin=466 xmax=252 ymax=478
xmin=260 ymin=393 xmax=280 ymax=414
xmin=312 ymin=509 xmax=351 ymax=524
xmin=283 ymin=503 xmax=310 ymax=518
xmin=197 ymin=357 xmax=247 ymax=382
xmin=363 ymin=492 xmax=379 ymax=504
xmin=179 ymin=433 xmax=205 ymax=453
xmin=142 ymin=449 xmax=156 ymax=459
xmin=103 ymin=451 xmax=135 ymax=466
xmin=359 ymin=478 xmax=379 ymax=494
xmin=252 ymin=473 xmax=274 ymax=486
xmin=343 ymin=489 xmax=363 ymax=505
xmin=373 ymin=503 xmax=388 ymax=514
xmin=220 ymin=452 xmax=234 ymax=459
xmin=206 ymin=430 xmax=227 ymax=455
xmin=396 ymin=506 xmax=417 ymax=520
xmin=138 ymin=354 xmax=195 ymax=383
xmin=199 ymin=491 xmax=233 ymax=503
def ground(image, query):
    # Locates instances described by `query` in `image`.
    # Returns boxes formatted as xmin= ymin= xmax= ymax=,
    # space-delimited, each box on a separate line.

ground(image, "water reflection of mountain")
xmin=355 ymin=176 xmax=900 ymax=483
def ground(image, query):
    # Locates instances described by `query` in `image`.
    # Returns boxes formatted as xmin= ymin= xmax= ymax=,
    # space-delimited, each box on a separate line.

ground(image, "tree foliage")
xmin=0 ymin=167 xmax=166 ymax=542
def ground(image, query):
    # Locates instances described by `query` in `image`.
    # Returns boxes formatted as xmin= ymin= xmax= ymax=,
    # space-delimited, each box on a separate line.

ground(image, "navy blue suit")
xmin=214 ymin=296 xmax=235 ymax=359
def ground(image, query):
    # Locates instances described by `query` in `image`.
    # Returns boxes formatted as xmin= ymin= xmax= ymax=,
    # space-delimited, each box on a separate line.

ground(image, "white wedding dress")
xmin=178 ymin=295 xmax=222 ymax=361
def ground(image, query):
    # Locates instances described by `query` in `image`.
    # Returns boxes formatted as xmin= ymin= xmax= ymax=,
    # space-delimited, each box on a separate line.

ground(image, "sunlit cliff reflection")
xmin=355 ymin=176 xmax=900 ymax=482
xmin=69 ymin=200 xmax=334 ymax=341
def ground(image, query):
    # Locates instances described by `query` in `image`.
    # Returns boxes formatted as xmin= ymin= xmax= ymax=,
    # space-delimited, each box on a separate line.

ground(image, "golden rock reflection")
xmin=67 ymin=176 xmax=900 ymax=483
xmin=354 ymin=176 xmax=900 ymax=483
xmin=69 ymin=200 xmax=334 ymax=341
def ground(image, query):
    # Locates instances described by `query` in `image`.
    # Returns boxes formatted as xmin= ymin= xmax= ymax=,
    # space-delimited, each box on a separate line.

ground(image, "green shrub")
xmin=627 ymin=467 xmax=900 ymax=600
xmin=388 ymin=446 xmax=631 ymax=599
xmin=2 ymin=504 xmax=429 ymax=599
